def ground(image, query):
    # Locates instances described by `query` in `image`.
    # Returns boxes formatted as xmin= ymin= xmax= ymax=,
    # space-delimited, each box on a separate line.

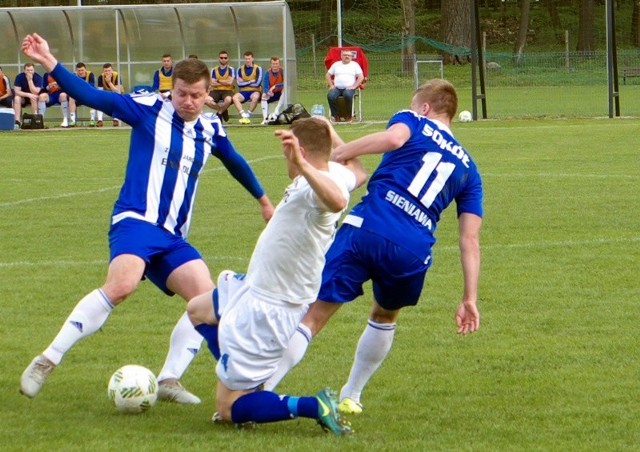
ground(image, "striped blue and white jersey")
xmin=345 ymin=109 xmax=483 ymax=262
xmin=50 ymin=62 xmax=265 ymax=238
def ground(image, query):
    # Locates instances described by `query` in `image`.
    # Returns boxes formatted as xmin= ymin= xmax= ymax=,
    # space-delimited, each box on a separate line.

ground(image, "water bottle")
xmin=311 ymin=104 xmax=325 ymax=117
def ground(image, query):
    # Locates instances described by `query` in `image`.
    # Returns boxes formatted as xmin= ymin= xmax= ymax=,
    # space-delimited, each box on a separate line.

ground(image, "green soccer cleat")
xmin=316 ymin=387 xmax=353 ymax=436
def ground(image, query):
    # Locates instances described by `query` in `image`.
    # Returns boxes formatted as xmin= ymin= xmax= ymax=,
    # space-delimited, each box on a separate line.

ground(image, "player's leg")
xmin=248 ymin=91 xmax=261 ymax=115
xmin=264 ymin=225 xmax=367 ymax=391
xmin=68 ymin=97 xmax=76 ymax=125
xmin=263 ymin=300 xmax=342 ymax=391
xmin=37 ymin=92 xmax=48 ymax=117
xmin=20 ymin=253 xmax=146 ymax=398
xmin=260 ymin=93 xmax=270 ymax=122
xmin=338 ymin=243 xmax=429 ymax=414
xmin=337 ymin=302 xmax=399 ymax=414
xmin=154 ymin=255 xmax=213 ymax=404
xmin=215 ymin=296 xmax=350 ymax=434
xmin=14 ymin=95 xmax=24 ymax=126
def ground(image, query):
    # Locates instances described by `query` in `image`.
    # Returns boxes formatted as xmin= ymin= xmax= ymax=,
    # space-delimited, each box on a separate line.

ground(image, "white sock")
xmin=90 ymin=110 xmax=96 ymax=121
xmin=273 ymin=96 xmax=285 ymax=116
xmin=261 ymin=100 xmax=268 ymax=120
xmin=38 ymin=102 xmax=46 ymax=116
xmin=156 ymin=311 xmax=203 ymax=382
xmin=263 ymin=323 xmax=312 ymax=391
xmin=339 ymin=320 xmax=396 ymax=403
xmin=97 ymin=111 xmax=103 ymax=121
xmin=70 ymin=112 xmax=76 ymax=122
xmin=61 ymin=101 xmax=69 ymax=120
xmin=43 ymin=289 xmax=114 ymax=365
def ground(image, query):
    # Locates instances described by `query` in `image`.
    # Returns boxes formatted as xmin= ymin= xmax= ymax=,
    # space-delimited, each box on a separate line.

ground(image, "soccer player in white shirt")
xmin=187 ymin=117 xmax=367 ymax=434
xmin=18 ymin=33 xmax=274 ymax=403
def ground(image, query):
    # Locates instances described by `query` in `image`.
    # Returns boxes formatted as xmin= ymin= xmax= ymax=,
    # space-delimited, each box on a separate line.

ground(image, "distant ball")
xmin=107 ymin=365 xmax=158 ymax=414
xmin=458 ymin=110 xmax=473 ymax=122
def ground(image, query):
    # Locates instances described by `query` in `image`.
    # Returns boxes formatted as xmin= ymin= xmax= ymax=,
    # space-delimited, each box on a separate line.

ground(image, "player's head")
xmin=243 ymin=51 xmax=254 ymax=65
xmin=270 ymin=56 xmax=281 ymax=72
xmin=162 ymin=54 xmax=173 ymax=69
xmin=23 ymin=63 xmax=35 ymax=74
xmin=172 ymin=58 xmax=210 ymax=121
xmin=218 ymin=50 xmax=229 ymax=64
xmin=411 ymin=79 xmax=458 ymax=121
xmin=75 ymin=62 xmax=87 ymax=77
xmin=289 ymin=117 xmax=332 ymax=160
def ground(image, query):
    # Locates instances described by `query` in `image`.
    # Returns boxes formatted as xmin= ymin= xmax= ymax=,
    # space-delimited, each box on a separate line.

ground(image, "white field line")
xmin=1 ymin=236 xmax=638 ymax=269
xmin=0 ymin=155 xmax=280 ymax=208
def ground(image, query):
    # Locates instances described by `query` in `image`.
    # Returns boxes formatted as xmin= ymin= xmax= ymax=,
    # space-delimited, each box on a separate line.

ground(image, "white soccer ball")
xmin=458 ymin=110 xmax=473 ymax=122
xmin=107 ymin=365 xmax=158 ymax=414
xmin=267 ymin=112 xmax=278 ymax=122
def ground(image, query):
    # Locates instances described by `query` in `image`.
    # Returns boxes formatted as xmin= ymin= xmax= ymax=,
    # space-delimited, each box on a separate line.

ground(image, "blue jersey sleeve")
xmin=151 ymin=70 xmax=160 ymax=91
xmin=213 ymin=139 xmax=265 ymax=199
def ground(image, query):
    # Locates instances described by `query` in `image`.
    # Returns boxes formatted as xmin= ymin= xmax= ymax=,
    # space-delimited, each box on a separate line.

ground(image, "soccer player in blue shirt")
xmin=18 ymin=33 xmax=275 ymax=403
xmin=265 ymin=79 xmax=484 ymax=415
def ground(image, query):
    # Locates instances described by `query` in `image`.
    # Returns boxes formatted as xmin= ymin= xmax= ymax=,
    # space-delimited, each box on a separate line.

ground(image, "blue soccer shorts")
xmin=108 ymin=218 xmax=202 ymax=295
xmin=317 ymin=225 xmax=431 ymax=311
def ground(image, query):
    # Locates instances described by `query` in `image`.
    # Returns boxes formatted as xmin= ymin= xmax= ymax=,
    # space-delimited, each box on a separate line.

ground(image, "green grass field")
xmin=1 ymin=119 xmax=638 ymax=451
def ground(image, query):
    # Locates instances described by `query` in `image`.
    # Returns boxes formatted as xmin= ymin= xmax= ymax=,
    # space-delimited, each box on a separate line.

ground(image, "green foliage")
xmin=1 ymin=119 xmax=639 ymax=450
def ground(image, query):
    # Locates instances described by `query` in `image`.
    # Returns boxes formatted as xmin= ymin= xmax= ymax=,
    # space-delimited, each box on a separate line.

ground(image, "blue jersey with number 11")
xmin=346 ymin=110 xmax=483 ymax=262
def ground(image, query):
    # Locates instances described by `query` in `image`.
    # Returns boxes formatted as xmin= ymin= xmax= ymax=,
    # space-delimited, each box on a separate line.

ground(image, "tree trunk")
xmin=544 ymin=0 xmax=563 ymax=43
xmin=576 ymin=0 xmax=595 ymax=52
xmin=512 ymin=0 xmax=531 ymax=63
xmin=441 ymin=0 xmax=471 ymax=64
xmin=632 ymin=0 xmax=640 ymax=47
xmin=401 ymin=0 xmax=417 ymax=74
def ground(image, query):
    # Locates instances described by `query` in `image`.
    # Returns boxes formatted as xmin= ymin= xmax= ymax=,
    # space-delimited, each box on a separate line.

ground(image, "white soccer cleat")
xmin=60 ymin=119 xmax=69 ymax=128
xmin=20 ymin=355 xmax=56 ymax=398
xmin=157 ymin=378 xmax=201 ymax=404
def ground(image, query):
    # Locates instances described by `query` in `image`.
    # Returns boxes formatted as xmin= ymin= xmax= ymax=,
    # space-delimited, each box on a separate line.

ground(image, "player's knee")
xmin=187 ymin=295 xmax=213 ymax=326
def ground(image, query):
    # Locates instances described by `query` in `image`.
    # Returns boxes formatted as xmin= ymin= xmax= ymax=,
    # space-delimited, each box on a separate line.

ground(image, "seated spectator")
xmin=13 ymin=63 xmax=46 ymax=128
xmin=205 ymin=50 xmax=235 ymax=123
xmin=68 ymin=62 xmax=97 ymax=127
xmin=325 ymin=50 xmax=364 ymax=123
xmin=96 ymin=63 xmax=122 ymax=127
xmin=152 ymin=54 xmax=173 ymax=99
xmin=42 ymin=71 xmax=70 ymax=127
xmin=260 ymin=56 xmax=285 ymax=125
xmin=0 ymin=66 xmax=13 ymax=109
xmin=232 ymin=51 xmax=263 ymax=124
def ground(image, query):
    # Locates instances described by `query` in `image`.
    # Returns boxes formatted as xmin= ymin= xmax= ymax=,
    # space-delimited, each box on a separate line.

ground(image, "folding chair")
xmin=324 ymin=46 xmax=369 ymax=121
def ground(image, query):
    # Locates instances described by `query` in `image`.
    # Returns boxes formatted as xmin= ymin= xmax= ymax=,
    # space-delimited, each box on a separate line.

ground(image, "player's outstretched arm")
xmin=332 ymin=122 xmax=411 ymax=162
xmin=455 ymin=212 xmax=482 ymax=334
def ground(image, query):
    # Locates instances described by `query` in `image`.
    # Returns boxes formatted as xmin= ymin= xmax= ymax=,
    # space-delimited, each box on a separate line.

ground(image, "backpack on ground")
xmin=269 ymin=103 xmax=310 ymax=125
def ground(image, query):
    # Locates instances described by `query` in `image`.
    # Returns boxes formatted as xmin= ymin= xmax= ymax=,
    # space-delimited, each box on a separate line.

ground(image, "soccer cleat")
xmin=157 ymin=378 xmax=201 ymax=404
xmin=20 ymin=355 xmax=56 ymax=398
xmin=338 ymin=397 xmax=363 ymax=415
xmin=113 ymin=120 xmax=120 ymax=127
xmin=89 ymin=120 xmax=96 ymax=127
xmin=60 ymin=119 xmax=69 ymax=128
xmin=96 ymin=120 xmax=104 ymax=127
xmin=238 ymin=117 xmax=251 ymax=125
xmin=260 ymin=119 xmax=269 ymax=126
xmin=316 ymin=387 xmax=352 ymax=435
xmin=69 ymin=119 xmax=76 ymax=127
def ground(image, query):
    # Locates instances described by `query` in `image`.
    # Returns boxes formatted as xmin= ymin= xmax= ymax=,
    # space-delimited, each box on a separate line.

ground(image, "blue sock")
xmin=194 ymin=323 xmax=220 ymax=360
xmin=231 ymin=391 xmax=319 ymax=424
